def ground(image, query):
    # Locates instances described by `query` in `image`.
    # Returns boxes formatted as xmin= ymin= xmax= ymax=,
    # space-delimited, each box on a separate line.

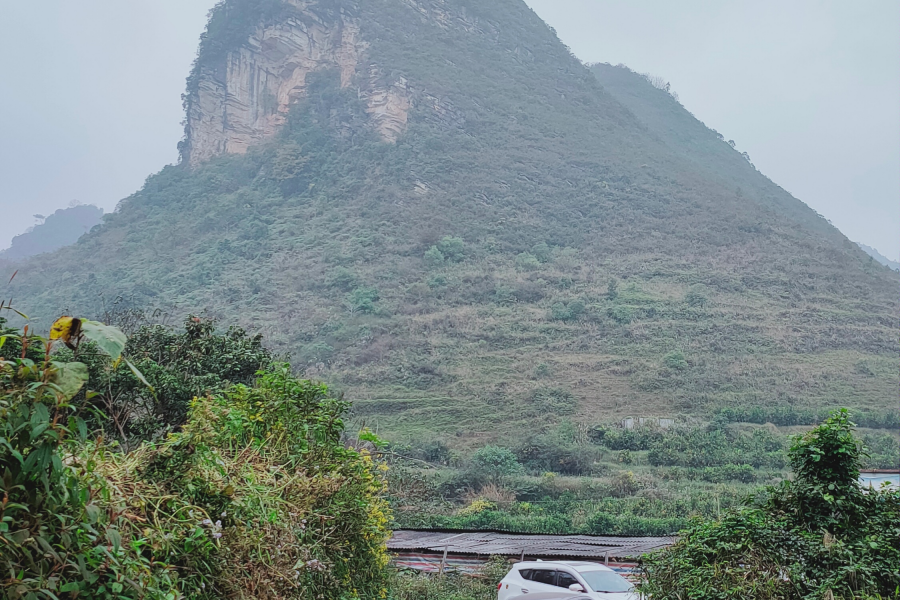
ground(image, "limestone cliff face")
xmin=182 ymin=0 xmax=470 ymax=166
xmin=183 ymin=3 xmax=412 ymax=166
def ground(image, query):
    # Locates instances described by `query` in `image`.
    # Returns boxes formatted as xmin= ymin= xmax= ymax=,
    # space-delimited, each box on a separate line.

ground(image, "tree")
xmin=640 ymin=410 xmax=900 ymax=599
xmin=424 ymin=246 xmax=445 ymax=268
xmin=470 ymin=446 xmax=524 ymax=481
xmin=437 ymin=236 xmax=466 ymax=262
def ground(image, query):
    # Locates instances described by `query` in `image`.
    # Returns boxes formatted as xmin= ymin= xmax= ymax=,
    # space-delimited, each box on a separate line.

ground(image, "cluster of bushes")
xmin=0 ymin=311 xmax=391 ymax=599
xmin=424 ymin=236 xmax=466 ymax=269
xmin=862 ymin=432 xmax=900 ymax=470
xmin=640 ymin=411 xmax=900 ymax=599
xmin=591 ymin=423 xmax=787 ymax=470
xmin=645 ymin=427 xmax=786 ymax=469
xmin=717 ymin=405 xmax=900 ymax=429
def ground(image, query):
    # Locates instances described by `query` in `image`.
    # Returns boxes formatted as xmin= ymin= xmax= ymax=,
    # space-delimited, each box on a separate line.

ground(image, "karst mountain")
xmin=6 ymin=0 xmax=897 ymax=444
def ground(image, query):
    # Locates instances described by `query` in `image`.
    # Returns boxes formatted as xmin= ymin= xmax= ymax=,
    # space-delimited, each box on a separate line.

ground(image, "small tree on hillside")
xmin=640 ymin=410 xmax=900 ymax=599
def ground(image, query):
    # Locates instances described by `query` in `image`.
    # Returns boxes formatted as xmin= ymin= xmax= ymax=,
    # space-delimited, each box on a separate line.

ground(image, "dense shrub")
xmin=516 ymin=432 xmax=597 ymax=475
xmin=717 ymin=406 xmax=900 ymax=430
xmin=436 ymin=236 xmax=466 ymax=262
xmin=0 ymin=312 xmax=391 ymax=600
xmin=640 ymin=411 xmax=900 ymax=599
xmin=423 ymin=246 xmax=445 ymax=269
xmin=647 ymin=426 xmax=785 ymax=469
xmin=470 ymin=446 xmax=524 ymax=481
xmin=89 ymin=315 xmax=271 ymax=445
xmin=549 ymin=300 xmax=585 ymax=322
xmin=529 ymin=387 xmax=577 ymax=415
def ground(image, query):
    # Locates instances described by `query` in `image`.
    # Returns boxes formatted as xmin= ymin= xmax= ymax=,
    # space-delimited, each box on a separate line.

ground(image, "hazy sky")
xmin=1 ymin=0 xmax=898 ymax=258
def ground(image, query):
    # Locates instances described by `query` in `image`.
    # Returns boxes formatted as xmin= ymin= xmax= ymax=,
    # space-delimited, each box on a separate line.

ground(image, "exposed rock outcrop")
xmin=184 ymin=7 xmax=369 ymax=166
xmin=182 ymin=0 xmax=469 ymax=166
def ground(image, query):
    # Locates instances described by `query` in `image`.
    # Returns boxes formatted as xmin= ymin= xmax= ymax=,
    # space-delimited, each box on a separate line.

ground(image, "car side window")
xmin=518 ymin=569 xmax=533 ymax=581
xmin=530 ymin=569 xmax=557 ymax=586
xmin=556 ymin=571 xmax=579 ymax=589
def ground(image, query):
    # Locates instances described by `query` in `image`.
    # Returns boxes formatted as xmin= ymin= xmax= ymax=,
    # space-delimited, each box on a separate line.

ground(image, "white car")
xmin=498 ymin=560 xmax=638 ymax=600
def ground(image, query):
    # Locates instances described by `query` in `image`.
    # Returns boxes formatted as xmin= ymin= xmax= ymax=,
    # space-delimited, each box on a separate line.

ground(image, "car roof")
xmin=516 ymin=561 xmax=613 ymax=572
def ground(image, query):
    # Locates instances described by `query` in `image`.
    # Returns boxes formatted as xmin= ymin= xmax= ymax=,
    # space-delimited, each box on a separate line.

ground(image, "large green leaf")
xmin=49 ymin=361 xmax=89 ymax=401
xmin=124 ymin=358 xmax=155 ymax=393
xmin=79 ymin=320 xmax=127 ymax=360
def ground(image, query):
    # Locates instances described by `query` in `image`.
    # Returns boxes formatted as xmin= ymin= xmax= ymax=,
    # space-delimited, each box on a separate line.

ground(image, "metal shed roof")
xmin=388 ymin=530 xmax=675 ymax=561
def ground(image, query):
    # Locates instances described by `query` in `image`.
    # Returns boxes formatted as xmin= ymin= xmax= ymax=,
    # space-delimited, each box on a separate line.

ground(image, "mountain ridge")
xmin=4 ymin=0 xmax=896 ymax=446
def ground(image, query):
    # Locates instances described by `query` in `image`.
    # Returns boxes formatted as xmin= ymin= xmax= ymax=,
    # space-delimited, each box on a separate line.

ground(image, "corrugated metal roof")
xmin=388 ymin=530 xmax=675 ymax=560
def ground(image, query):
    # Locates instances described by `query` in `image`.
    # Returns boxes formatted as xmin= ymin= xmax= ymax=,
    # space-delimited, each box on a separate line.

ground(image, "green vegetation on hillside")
xmin=4 ymin=0 xmax=897 ymax=457
xmin=1 ymin=204 xmax=103 ymax=261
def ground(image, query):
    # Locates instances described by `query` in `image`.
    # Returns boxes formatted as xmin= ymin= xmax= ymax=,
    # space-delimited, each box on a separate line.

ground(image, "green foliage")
xmin=389 ymin=557 xmax=510 ymax=600
xmin=515 ymin=252 xmax=541 ymax=270
xmin=533 ymin=362 xmax=552 ymax=379
xmin=662 ymin=350 xmax=688 ymax=370
xmin=346 ymin=287 xmax=380 ymax=314
xmin=549 ymin=299 xmax=585 ymax=322
xmin=529 ymin=387 xmax=577 ymax=415
xmin=0 ymin=316 xmax=181 ymax=599
xmin=646 ymin=426 xmax=785 ymax=469
xmin=607 ymin=278 xmax=619 ymax=300
xmin=607 ymin=305 xmax=633 ymax=324
xmin=718 ymin=406 xmax=900 ymax=430
xmin=640 ymin=411 xmax=900 ymax=600
xmin=862 ymin=433 xmax=900 ymax=469
xmin=78 ymin=315 xmax=272 ymax=445
xmin=684 ymin=284 xmax=709 ymax=307
xmin=531 ymin=242 xmax=552 ymax=263
xmin=327 ymin=266 xmax=360 ymax=291
xmin=1 ymin=310 xmax=391 ymax=599
xmin=423 ymin=246 xmax=445 ymax=269
xmin=470 ymin=446 xmax=524 ymax=481
xmin=436 ymin=236 xmax=466 ymax=262
xmin=516 ymin=428 xmax=598 ymax=475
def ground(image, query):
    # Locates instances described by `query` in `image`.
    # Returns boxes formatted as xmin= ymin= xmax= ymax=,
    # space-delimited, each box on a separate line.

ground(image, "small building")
xmin=388 ymin=530 xmax=676 ymax=579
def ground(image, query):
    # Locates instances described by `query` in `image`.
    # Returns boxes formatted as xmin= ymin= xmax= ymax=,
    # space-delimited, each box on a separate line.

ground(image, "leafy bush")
xmin=647 ymin=426 xmax=785 ymax=469
xmin=662 ymin=350 xmax=688 ymax=370
xmin=862 ymin=433 xmax=900 ymax=469
xmin=423 ymin=246 xmax=445 ymax=269
xmin=549 ymin=300 xmax=585 ymax=322
xmin=470 ymin=446 xmax=524 ymax=481
xmin=86 ymin=315 xmax=272 ymax=445
xmin=327 ymin=266 xmax=360 ymax=291
xmin=533 ymin=362 xmax=552 ymax=379
xmin=529 ymin=387 xmax=577 ymax=415
xmin=684 ymin=284 xmax=709 ymax=307
xmin=531 ymin=242 xmax=552 ymax=263
xmin=346 ymin=287 xmax=380 ymax=314
xmin=591 ymin=425 xmax=664 ymax=451
xmin=0 ymin=310 xmax=391 ymax=600
xmin=717 ymin=406 xmax=900 ymax=430
xmin=640 ymin=410 xmax=900 ymax=599
xmin=437 ymin=236 xmax=466 ymax=262
xmin=388 ymin=556 xmax=510 ymax=600
xmin=515 ymin=252 xmax=541 ymax=270
xmin=607 ymin=305 xmax=633 ymax=324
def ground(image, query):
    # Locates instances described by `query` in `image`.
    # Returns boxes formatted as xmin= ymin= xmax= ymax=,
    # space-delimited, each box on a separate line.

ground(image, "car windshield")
xmin=577 ymin=570 xmax=634 ymax=593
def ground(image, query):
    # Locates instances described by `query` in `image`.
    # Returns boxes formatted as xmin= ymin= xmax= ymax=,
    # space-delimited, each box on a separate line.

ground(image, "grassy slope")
xmin=4 ymin=0 xmax=897 ymax=449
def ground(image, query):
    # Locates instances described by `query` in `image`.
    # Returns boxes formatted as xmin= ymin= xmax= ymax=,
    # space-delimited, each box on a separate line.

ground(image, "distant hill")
xmin=857 ymin=243 xmax=899 ymax=271
xmin=1 ymin=205 xmax=103 ymax=262
xmin=4 ymin=0 xmax=897 ymax=447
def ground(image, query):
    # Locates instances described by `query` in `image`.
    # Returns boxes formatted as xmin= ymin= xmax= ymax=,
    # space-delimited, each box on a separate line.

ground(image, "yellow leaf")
xmin=50 ymin=316 xmax=82 ymax=348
